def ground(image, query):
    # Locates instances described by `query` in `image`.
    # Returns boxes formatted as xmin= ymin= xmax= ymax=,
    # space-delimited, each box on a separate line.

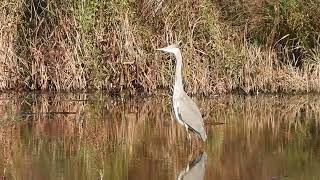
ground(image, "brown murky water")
xmin=0 ymin=93 xmax=320 ymax=180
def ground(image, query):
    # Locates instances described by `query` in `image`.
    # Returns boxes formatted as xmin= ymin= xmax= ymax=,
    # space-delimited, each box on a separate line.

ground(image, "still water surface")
xmin=0 ymin=93 xmax=320 ymax=180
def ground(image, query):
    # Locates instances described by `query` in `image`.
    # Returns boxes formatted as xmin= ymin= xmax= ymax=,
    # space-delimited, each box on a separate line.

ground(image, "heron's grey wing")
xmin=177 ymin=93 xmax=206 ymax=140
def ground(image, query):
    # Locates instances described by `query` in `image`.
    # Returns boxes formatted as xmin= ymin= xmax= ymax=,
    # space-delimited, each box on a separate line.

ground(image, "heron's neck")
xmin=173 ymin=50 xmax=184 ymax=94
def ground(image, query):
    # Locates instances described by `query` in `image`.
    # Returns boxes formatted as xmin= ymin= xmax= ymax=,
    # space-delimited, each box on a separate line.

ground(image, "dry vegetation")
xmin=0 ymin=0 xmax=320 ymax=94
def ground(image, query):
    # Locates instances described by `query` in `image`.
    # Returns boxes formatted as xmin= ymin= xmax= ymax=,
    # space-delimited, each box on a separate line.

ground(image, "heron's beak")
xmin=156 ymin=48 xmax=164 ymax=51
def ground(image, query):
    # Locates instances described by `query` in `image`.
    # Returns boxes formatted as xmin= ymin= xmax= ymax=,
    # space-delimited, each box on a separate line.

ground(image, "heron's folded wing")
xmin=177 ymin=95 xmax=205 ymax=135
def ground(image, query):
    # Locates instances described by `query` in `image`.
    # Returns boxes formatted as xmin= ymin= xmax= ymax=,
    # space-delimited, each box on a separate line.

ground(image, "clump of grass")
xmin=15 ymin=0 xmax=87 ymax=90
xmin=0 ymin=0 xmax=24 ymax=90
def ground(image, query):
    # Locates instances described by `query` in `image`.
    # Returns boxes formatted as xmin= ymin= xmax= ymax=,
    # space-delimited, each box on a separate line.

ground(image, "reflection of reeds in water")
xmin=0 ymin=93 xmax=201 ymax=179
xmin=200 ymin=95 xmax=320 ymax=180
xmin=0 ymin=93 xmax=320 ymax=179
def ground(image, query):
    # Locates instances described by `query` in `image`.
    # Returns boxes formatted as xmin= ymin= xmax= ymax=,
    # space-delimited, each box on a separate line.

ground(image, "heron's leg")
xmin=184 ymin=124 xmax=192 ymax=146
xmin=188 ymin=133 xmax=191 ymax=142
xmin=184 ymin=123 xmax=188 ymax=132
xmin=185 ymin=164 xmax=190 ymax=172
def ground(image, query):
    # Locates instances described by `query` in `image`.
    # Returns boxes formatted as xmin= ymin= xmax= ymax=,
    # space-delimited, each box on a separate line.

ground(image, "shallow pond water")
xmin=0 ymin=93 xmax=320 ymax=180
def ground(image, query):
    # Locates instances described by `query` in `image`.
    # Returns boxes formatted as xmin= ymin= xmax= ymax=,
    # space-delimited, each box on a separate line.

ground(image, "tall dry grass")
xmin=0 ymin=0 xmax=319 ymax=94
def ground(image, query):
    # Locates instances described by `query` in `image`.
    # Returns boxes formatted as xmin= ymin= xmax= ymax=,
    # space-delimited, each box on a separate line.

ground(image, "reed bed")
xmin=0 ymin=0 xmax=319 ymax=94
xmin=0 ymin=93 xmax=320 ymax=179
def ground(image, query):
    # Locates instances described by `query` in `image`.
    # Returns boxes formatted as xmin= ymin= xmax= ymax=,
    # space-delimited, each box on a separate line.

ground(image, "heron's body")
xmin=157 ymin=43 xmax=207 ymax=141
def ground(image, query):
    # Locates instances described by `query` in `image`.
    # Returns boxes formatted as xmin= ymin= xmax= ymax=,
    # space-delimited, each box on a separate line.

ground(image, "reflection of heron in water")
xmin=177 ymin=152 xmax=207 ymax=180
xmin=156 ymin=42 xmax=207 ymax=142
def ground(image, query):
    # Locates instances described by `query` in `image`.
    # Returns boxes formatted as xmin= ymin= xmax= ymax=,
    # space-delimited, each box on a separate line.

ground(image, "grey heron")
xmin=156 ymin=42 xmax=207 ymax=141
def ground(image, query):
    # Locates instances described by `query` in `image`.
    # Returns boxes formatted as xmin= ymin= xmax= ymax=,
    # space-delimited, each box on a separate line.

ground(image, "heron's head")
xmin=156 ymin=42 xmax=181 ymax=54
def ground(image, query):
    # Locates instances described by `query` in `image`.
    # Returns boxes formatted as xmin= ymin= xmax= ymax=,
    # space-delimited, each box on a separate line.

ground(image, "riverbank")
xmin=1 ymin=0 xmax=319 ymax=94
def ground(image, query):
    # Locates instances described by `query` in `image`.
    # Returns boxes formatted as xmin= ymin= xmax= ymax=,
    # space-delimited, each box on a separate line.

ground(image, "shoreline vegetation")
xmin=0 ymin=0 xmax=319 ymax=94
